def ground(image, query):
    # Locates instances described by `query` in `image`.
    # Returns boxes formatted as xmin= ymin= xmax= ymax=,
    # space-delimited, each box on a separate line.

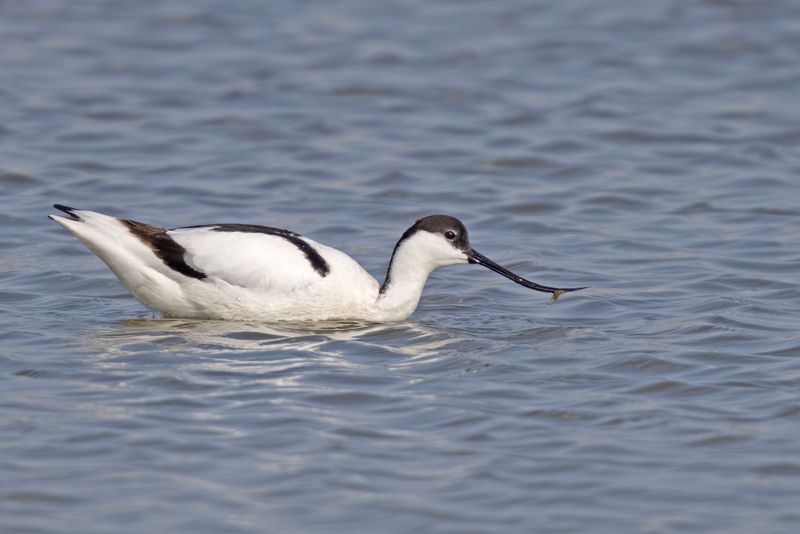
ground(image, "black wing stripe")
xmin=177 ymin=224 xmax=330 ymax=278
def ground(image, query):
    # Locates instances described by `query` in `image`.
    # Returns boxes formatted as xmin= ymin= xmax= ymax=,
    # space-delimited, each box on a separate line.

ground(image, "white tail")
xmin=49 ymin=205 xmax=188 ymax=312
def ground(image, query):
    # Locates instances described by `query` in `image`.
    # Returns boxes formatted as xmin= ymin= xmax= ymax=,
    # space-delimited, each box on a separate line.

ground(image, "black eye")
xmin=444 ymin=230 xmax=456 ymax=240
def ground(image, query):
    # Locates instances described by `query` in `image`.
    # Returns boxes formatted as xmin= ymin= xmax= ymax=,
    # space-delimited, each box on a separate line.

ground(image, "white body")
xmin=50 ymin=209 xmax=469 ymax=322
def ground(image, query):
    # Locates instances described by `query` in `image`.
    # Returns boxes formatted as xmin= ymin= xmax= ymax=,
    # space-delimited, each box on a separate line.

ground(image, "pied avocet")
xmin=49 ymin=205 xmax=585 ymax=322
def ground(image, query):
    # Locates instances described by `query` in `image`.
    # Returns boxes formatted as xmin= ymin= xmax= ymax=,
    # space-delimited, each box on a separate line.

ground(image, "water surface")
xmin=2 ymin=0 xmax=800 ymax=532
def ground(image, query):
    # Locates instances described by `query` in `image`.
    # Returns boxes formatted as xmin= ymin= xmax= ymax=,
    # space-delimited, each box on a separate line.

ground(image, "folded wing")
xmin=168 ymin=225 xmax=329 ymax=293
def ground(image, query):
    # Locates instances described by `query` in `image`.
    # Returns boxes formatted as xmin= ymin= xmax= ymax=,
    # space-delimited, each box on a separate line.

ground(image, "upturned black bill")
xmin=467 ymin=249 xmax=586 ymax=294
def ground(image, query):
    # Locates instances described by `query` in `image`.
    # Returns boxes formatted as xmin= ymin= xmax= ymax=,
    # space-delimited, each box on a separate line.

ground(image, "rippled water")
xmin=3 ymin=0 xmax=800 ymax=532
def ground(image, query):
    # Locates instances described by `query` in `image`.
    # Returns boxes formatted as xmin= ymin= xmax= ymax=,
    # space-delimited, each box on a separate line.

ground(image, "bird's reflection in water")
xmin=87 ymin=316 xmax=474 ymax=369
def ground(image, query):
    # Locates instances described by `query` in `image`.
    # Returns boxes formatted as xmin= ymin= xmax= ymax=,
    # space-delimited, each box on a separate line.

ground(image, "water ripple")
xmin=2 ymin=0 xmax=800 ymax=532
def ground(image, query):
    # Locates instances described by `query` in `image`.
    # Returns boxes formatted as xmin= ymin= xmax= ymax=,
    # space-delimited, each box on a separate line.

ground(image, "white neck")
xmin=372 ymin=232 xmax=466 ymax=321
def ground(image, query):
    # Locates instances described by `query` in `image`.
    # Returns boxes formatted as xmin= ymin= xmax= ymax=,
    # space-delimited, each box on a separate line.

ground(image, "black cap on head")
xmin=408 ymin=215 xmax=470 ymax=251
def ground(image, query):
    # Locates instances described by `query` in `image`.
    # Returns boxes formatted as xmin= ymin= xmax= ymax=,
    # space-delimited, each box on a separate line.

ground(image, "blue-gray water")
xmin=2 ymin=0 xmax=800 ymax=532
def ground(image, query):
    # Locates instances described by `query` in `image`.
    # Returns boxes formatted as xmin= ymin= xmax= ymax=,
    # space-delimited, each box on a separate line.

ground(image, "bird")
xmin=49 ymin=204 xmax=585 ymax=322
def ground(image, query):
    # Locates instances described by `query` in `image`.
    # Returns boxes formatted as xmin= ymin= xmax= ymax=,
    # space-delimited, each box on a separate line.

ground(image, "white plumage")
xmin=49 ymin=205 xmax=584 ymax=322
xmin=171 ymin=227 xmax=336 ymax=292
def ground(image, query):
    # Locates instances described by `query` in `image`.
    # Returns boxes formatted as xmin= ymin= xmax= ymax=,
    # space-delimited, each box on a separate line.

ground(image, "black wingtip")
xmin=53 ymin=204 xmax=82 ymax=221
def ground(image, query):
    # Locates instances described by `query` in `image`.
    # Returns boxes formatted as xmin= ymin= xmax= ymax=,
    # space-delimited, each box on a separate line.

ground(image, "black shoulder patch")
xmin=122 ymin=219 xmax=207 ymax=280
xmin=183 ymin=224 xmax=330 ymax=278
